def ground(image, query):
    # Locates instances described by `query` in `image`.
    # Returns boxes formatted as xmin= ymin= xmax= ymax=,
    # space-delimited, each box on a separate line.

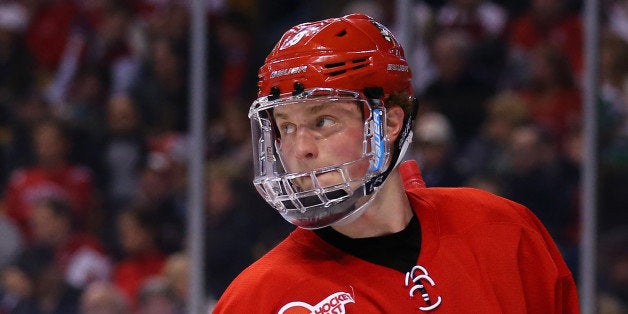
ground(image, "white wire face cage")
xmin=249 ymin=88 xmax=392 ymax=229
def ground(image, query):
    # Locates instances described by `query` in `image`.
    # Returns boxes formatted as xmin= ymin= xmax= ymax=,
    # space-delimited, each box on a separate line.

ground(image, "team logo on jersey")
xmin=278 ymin=291 xmax=355 ymax=314
xmin=405 ymin=265 xmax=442 ymax=311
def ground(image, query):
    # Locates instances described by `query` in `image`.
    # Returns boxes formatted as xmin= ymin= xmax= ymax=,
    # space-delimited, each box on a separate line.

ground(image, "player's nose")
xmin=293 ymin=127 xmax=319 ymax=160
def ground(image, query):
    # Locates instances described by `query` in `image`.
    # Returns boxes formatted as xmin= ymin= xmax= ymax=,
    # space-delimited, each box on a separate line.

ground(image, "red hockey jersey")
xmin=213 ymin=185 xmax=579 ymax=313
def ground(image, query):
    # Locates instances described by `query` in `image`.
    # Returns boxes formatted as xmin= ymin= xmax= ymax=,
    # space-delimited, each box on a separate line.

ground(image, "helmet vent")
xmin=325 ymin=62 xmax=345 ymax=68
xmin=324 ymin=57 xmax=371 ymax=77
xmin=336 ymin=29 xmax=347 ymax=37
xmin=328 ymin=69 xmax=346 ymax=76
xmin=352 ymin=58 xmax=368 ymax=70
xmin=324 ymin=61 xmax=347 ymax=76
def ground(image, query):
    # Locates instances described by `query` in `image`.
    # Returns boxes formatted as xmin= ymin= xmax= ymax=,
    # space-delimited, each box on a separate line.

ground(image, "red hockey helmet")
xmin=257 ymin=13 xmax=413 ymax=99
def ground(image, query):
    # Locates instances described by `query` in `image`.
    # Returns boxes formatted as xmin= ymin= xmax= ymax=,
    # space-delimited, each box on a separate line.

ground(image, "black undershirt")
xmin=314 ymin=215 xmax=421 ymax=273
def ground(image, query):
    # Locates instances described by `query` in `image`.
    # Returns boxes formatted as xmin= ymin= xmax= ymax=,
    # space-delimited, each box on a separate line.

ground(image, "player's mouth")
xmin=291 ymin=171 xmax=342 ymax=191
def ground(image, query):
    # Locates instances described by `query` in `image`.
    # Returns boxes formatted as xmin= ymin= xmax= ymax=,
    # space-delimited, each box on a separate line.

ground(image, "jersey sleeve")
xmin=211 ymin=244 xmax=297 ymax=313
xmin=411 ymin=187 xmax=580 ymax=313
xmin=473 ymin=191 xmax=580 ymax=313
xmin=514 ymin=200 xmax=580 ymax=313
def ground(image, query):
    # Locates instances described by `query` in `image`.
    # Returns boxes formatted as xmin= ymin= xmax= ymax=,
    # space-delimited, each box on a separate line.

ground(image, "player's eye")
xmin=280 ymin=123 xmax=296 ymax=134
xmin=315 ymin=116 xmax=335 ymax=128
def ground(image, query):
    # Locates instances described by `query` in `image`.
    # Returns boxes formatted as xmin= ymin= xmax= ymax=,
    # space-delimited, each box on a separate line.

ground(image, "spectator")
xmin=598 ymin=32 xmax=628 ymax=144
xmin=213 ymin=12 xmax=255 ymax=109
xmin=457 ymin=90 xmax=530 ymax=178
xmin=0 ymin=211 xmax=23 ymax=270
xmin=203 ymin=162 xmax=261 ymax=300
xmin=598 ymin=227 xmax=628 ymax=313
xmin=602 ymin=0 xmax=628 ymax=43
xmin=1 ymin=245 xmax=82 ymax=314
xmin=436 ymin=0 xmax=507 ymax=40
xmin=597 ymin=33 xmax=628 ymax=234
xmin=129 ymin=36 xmax=188 ymax=134
xmin=79 ymin=281 xmax=130 ymax=314
xmin=82 ymin=2 xmax=140 ymax=95
xmin=139 ymin=2 xmax=191 ymax=45
xmin=405 ymin=111 xmax=465 ymax=187
xmin=501 ymin=124 xmax=578 ymax=245
xmin=23 ymin=0 xmax=81 ymax=76
xmin=95 ymin=93 xmax=148 ymax=213
xmin=0 ymin=1 xmax=33 ymax=102
xmin=2 ymin=118 xmax=97 ymax=240
xmin=464 ymin=174 xmax=503 ymax=195
xmin=161 ymin=252 xmax=189 ymax=308
xmin=29 ymin=198 xmax=111 ymax=289
xmin=112 ymin=208 xmax=166 ymax=307
xmin=1 ymin=94 xmax=50 ymax=188
xmin=434 ymin=0 xmax=508 ymax=85
xmin=402 ymin=0 xmax=438 ymax=94
xmin=60 ymin=66 xmax=110 ymax=140
xmin=0 ymin=257 xmax=34 ymax=313
xmin=515 ymin=45 xmax=582 ymax=148
xmin=420 ymin=29 xmax=495 ymax=148
xmin=129 ymin=154 xmax=185 ymax=255
xmin=136 ymin=276 xmax=183 ymax=314
xmin=206 ymin=100 xmax=252 ymax=178
xmin=505 ymin=0 xmax=583 ymax=81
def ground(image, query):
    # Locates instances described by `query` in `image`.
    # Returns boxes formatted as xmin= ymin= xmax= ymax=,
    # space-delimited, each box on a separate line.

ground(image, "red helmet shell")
xmin=258 ymin=14 xmax=413 ymax=98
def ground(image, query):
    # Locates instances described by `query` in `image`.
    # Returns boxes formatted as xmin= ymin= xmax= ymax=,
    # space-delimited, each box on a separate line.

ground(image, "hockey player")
xmin=213 ymin=14 xmax=578 ymax=313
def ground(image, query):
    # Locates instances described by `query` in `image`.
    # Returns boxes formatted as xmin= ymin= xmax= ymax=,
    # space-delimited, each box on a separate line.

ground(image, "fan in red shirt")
xmin=2 ymin=118 xmax=96 ymax=241
xmin=506 ymin=0 xmax=583 ymax=76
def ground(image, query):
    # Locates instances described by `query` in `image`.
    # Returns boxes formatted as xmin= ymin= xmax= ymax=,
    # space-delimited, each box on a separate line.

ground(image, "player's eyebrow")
xmin=273 ymin=103 xmax=331 ymax=120
xmin=273 ymin=111 xmax=287 ymax=120
xmin=308 ymin=103 xmax=331 ymax=115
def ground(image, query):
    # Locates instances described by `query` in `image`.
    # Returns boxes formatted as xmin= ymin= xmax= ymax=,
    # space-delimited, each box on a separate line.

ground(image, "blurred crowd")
xmin=0 ymin=0 xmax=625 ymax=313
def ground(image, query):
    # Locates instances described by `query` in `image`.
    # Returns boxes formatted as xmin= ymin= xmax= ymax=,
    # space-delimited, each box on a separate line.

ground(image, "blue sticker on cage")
xmin=371 ymin=109 xmax=385 ymax=172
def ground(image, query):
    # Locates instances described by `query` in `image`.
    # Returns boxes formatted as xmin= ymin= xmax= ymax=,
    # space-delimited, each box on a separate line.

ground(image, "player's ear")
xmin=386 ymin=106 xmax=404 ymax=142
